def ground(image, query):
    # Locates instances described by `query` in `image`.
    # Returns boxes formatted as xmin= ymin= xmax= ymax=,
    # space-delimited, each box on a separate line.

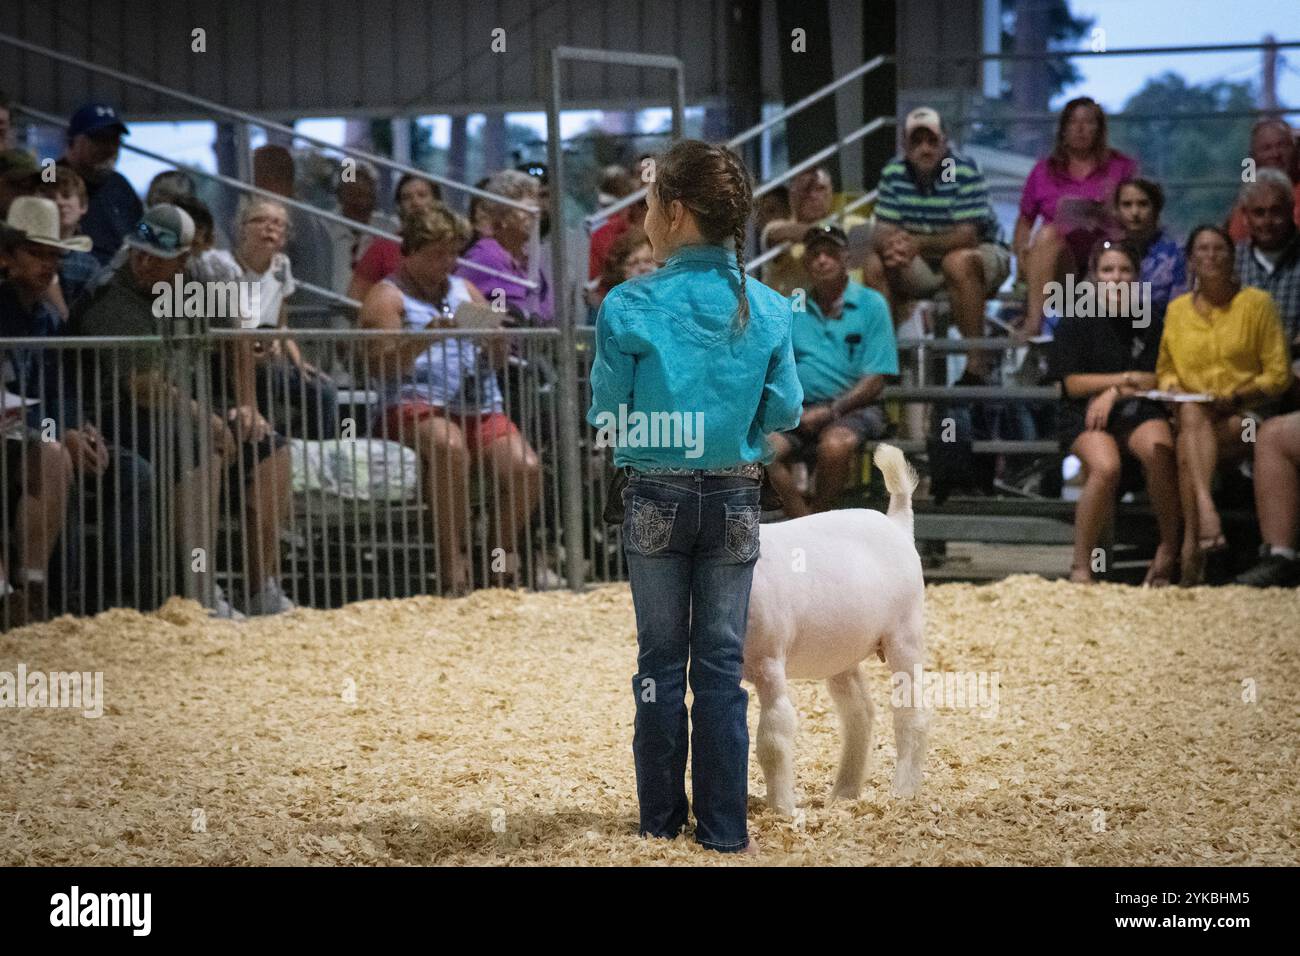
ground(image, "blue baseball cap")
xmin=68 ymin=103 xmax=129 ymax=139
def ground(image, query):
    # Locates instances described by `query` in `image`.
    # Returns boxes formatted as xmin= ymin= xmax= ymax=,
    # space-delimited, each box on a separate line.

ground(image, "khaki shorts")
xmin=894 ymin=242 xmax=1011 ymax=298
xmin=780 ymin=405 xmax=889 ymax=461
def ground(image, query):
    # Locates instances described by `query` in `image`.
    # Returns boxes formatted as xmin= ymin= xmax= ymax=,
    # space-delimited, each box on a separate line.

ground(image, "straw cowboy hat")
xmin=3 ymin=196 xmax=93 ymax=253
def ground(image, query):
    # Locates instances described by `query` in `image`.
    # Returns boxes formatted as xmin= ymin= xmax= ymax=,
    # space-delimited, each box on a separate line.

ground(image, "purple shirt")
xmin=455 ymin=237 xmax=554 ymax=325
xmin=1018 ymin=150 xmax=1138 ymax=228
xmin=1141 ymin=228 xmax=1188 ymax=315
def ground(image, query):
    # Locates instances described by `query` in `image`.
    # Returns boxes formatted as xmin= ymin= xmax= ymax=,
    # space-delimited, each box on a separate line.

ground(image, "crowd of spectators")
xmin=2 ymin=86 xmax=1299 ymax=625
xmin=0 ymin=98 xmax=559 ymax=621
xmin=745 ymin=98 xmax=1300 ymax=589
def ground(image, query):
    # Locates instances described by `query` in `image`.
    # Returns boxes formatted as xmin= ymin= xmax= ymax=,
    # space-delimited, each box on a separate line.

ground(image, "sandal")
xmin=1180 ymin=548 xmax=1202 ymax=587
xmin=1142 ymin=547 xmax=1178 ymax=588
xmin=1199 ymin=534 xmax=1228 ymax=554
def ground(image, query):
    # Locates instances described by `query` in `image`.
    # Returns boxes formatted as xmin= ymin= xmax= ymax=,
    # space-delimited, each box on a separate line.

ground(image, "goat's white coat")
xmin=743 ymin=445 xmax=928 ymax=813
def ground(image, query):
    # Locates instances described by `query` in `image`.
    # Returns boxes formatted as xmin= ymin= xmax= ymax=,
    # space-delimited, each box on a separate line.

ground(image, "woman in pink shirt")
xmin=1014 ymin=97 xmax=1138 ymax=332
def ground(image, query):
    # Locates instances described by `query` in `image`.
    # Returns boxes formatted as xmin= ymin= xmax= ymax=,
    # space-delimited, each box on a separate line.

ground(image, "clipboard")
xmin=452 ymin=301 xmax=506 ymax=330
xmin=1135 ymin=390 xmax=1214 ymax=403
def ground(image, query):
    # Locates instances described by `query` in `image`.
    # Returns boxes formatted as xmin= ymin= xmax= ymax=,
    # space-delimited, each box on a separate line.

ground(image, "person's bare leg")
xmin=18 ymin=441 xmax=71 ymax=571
xmin=1253 ymin=413 xmax=1300 ymax=548
xmin=1203 ymin=412 xmax=1252 ymax=544
xmin=14 ymin=442 xmax=72 ymax=617
xmin=941 ymin=248 xmax=992 ymax=378
xmin=1024 ymin=224 xmax=1069 ymax=333
xmin=765 ymin=433 xmax=809 ymax=518
xmin=1069 ymin=431 xmax=1121 ymax=582
xmin=881 ymin=265 xmax=916 ymax=329
xmin=412 ymin=416 xmax=470 ymax=594
xmin=1174 ymin=433 xmax=1200 ymax=575
xmin=481 ymin=432 xmax=541 ymax=585
xmin=245 ymin=444 xmax=292 ymax=589
xmin=809 ymin=427 xmax=861 ymax=513
xmin=1182 ymin=404 xmax=1225 ymax=537
xmin=1126 ymin=418 xmax=1180 ymax=583
xmin=861 ymin=251 xmax=889 ymax=304
xmin=1176 ymin=403 xmax=1227 ymax=581
xmin=173 ymin=453 xmax=222 ymax=603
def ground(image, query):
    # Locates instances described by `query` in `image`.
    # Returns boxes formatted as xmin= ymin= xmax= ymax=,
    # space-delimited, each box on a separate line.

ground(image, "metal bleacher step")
xmin=913 ymin=512 xmax=1075 ymax=545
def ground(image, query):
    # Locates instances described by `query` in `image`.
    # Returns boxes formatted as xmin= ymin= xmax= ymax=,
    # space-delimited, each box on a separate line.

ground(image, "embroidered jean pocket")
xmin=627 ymin=496 xmax=678 ymax=555
xmin=725 ymin=503 xmax=761 ymax=563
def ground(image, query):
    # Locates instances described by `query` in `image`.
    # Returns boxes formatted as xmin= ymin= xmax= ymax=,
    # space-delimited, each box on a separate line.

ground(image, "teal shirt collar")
xmin=664 ymin=243 xmax=737 ymax=268
xmin=806 ymin=280 xmax=866 ymax=320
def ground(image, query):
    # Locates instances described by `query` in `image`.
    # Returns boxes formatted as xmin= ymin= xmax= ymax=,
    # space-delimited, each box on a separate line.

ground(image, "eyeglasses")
xmin=135 ymin=219 xmax=181 ymax=251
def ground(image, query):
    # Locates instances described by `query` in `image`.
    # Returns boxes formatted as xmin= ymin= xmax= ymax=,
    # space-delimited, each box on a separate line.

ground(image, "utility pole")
xmin=1011 ymin=0 xmax=1049 ymax=157
xmin=1261 ymin=33 xmax=1279 ymax=116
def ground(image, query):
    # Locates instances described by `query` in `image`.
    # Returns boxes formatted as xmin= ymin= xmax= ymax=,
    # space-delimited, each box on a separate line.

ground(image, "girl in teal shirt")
xmin=588 ymin=140 xmax=802 ymax=852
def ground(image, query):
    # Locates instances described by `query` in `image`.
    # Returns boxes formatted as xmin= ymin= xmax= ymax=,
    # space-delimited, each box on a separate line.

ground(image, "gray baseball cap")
xmin=124 ymin=203 xmax=194 ymax=259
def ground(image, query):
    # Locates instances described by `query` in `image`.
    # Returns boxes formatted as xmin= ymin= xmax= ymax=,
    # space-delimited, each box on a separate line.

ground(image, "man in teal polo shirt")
xmin=768 ymin=224 xmax=898 ymax=517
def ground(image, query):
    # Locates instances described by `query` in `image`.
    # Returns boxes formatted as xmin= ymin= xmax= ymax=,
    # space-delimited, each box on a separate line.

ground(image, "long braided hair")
xmin=652 ymin=140 xmax=755 ymax=331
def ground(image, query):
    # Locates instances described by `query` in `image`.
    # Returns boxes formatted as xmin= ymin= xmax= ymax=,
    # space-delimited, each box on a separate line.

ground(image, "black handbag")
xmin=603 ymin=468 xmax=629 ymax=525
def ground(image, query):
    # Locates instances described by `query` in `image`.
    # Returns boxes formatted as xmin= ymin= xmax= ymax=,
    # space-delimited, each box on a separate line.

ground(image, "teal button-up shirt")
xmin=587 ymin=243 xmax=804 ymax=469
xmin=791 ymin=279 xmax=898 ymax=404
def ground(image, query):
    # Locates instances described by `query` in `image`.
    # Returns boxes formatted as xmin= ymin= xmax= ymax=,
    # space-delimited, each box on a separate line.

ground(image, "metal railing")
xmin=549 ymin=47 xmax=688 ymax=593
xmin=582 ymin=54 xmax=894 ymax=234
xmin=0 ymin=326 xmax=574 ymax=628
xmin=747 ymin=188 xmax=879 ymax=275
xmin=0 ymin=33 xmax=538 ymax=214
xmin=10 ymin=101 xmax=537 ymax=295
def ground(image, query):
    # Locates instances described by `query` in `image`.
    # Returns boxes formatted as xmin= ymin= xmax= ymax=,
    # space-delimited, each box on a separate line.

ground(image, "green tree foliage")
xmin=1111 ymin=74 xmax=1256 ymax=237
xmin=967 ymin=0 xmax=1093 ymax=150
xmin=995 ymin=0 xmax=1094 ymax=101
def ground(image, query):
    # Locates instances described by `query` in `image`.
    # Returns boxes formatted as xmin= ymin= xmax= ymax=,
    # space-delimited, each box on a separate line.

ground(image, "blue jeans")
xmin=50 ymin=446 xmax=157 ymax=613
xmin=623 ymin=473 xmax=762 ymax=852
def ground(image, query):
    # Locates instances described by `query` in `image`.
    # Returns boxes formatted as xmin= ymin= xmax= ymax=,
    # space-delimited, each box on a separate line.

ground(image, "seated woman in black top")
xmin=1048 ymin=239 xmax=1179 ymax=585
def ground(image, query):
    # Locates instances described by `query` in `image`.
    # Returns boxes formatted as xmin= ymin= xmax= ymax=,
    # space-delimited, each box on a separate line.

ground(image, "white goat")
xmin=744 ymin=444 xmax=927 ymax=813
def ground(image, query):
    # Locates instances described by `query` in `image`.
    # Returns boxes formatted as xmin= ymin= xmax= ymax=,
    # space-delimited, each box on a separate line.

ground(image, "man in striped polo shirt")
xmin=870 ymin=107 xmax=1010 ymax=382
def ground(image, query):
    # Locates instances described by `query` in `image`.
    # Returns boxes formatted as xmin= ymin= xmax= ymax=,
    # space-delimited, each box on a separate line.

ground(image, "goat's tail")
xmin=873 ymin=443 xmax=918 ymax=539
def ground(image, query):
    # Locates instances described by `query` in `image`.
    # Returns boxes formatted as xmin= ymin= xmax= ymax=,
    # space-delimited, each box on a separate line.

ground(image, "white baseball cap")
xmin=904 ymin=107 xmax=944 ymax=139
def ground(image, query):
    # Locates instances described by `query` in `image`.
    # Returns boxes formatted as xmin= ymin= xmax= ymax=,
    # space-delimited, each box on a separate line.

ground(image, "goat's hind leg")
xmin=883 ymin=616 xmax=928 ymax=798
xmin=827 ymin=664 xmax=873 ymax=802
xmin=753 ymin=660 xmax=799 ymax=815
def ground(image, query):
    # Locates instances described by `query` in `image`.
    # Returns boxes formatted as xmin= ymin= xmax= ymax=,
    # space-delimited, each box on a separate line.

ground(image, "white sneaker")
xmin=210 ymin=586 xmax=246 ymax=621
xmin=534 ymin=567 xmax=566 ymax=590
xmin=247 ymin=579 xmax=295 ymax=616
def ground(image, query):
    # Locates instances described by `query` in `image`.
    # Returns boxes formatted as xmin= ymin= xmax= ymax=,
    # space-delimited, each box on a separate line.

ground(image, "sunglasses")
xmin=135 ymin=219 xmax=181 ymax=251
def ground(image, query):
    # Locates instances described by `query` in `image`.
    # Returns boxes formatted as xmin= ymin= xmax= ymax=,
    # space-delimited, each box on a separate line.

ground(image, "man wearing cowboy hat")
xmin=0 ymin=196 xmax=84 ymax=625
xmin=0 ymin=148 xmax=42 ymax=220
xmin=0 ymin=195 xmax=156 ymax=618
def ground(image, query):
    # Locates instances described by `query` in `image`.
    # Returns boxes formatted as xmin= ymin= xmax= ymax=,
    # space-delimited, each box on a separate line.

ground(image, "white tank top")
xmin=382 ymin=275 xmax=504 ymax=415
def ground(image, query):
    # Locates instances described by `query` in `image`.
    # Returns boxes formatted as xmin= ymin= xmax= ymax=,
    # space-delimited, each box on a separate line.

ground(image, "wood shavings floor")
xmin=2 ymin=576 xmax=1296 ymax=866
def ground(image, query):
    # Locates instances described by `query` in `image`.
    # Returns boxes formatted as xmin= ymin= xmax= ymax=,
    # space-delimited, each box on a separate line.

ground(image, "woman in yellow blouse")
xmin=1157 ymin=224 xmax=1292 ymax=584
